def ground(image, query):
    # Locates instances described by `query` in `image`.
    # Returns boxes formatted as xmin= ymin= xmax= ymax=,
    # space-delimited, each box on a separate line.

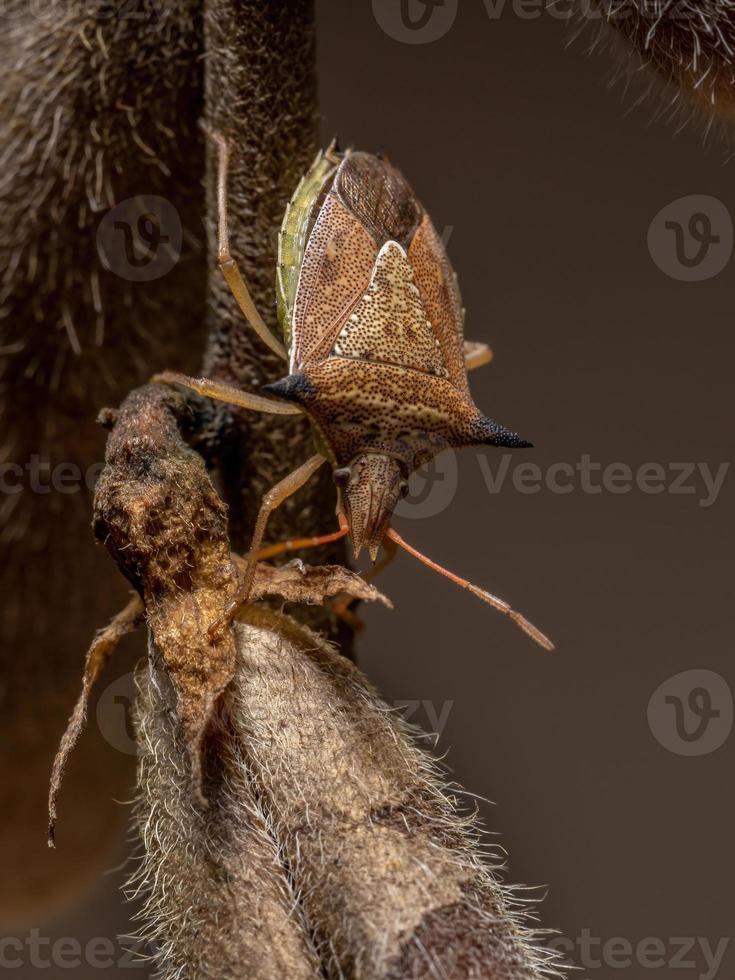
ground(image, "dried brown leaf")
xmin=248 ymin=559 xmax=393 ymax=608
xmin=48 ymin=594 xmax=144 ymax=846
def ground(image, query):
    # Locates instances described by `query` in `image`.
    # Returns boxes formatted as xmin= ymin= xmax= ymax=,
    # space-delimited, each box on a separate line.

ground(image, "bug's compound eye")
xmin=333 ymin=467 xmax=351 ymax=488
xmin=399 ymin=479 xmax=409 ymax=498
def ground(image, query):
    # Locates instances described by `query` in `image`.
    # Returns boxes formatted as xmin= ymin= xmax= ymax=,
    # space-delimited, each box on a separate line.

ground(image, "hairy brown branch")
xmin=199 ymin=0 xmax=344 ymax=581
xmin=69 ymin=374 xmax=396 ymax=978
xmin=0 ymin=0 xmax=205 ymax=922
xmin=228 ymin=607 xmax=560 ymax=979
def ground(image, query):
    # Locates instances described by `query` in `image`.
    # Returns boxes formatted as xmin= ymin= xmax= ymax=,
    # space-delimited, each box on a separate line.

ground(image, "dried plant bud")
xmin=131 ymin=659 xmax=321 ymax=980
xmin=584 ymin=1 xmax=735 ymax=127
xmin=225 ymin=607 xmax=562 ymax=980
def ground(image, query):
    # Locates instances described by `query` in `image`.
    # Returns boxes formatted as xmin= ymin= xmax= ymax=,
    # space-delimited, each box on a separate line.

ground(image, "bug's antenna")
xmin=325 ymin=136 xmax=343 ymax=163
xmin=385 ymin=527 xmax=554 ymax=652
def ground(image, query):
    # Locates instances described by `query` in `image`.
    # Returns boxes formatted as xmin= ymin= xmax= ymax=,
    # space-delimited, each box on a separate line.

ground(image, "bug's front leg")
xmin=208 ymin=453 xmax=328 ymax=640
xmin=152 ymin=371 xmax=302 ymax=415
xmin=202 ymin=122 xmax=289 ymax=362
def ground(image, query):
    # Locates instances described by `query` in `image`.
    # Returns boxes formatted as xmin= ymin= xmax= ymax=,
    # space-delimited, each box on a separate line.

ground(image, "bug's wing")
xmin=291 ymin=193 xmax=378 ymax=369
xmin=407 ymin=213 xmax=470 ymax=396
xmin=292 ymin=151 xmax=424 ymax=370
xmin=334 ymin=151 xmax=422 ymax=249
xmin=277 ymin=148 xmax=339 ymax=351
xmin=290 ymin=150 xmax=473 ymax=392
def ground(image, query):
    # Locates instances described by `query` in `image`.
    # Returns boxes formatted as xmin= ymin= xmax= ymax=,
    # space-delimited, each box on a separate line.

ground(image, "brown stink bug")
xmin=155 ymin=133 xmax=553 ymax=650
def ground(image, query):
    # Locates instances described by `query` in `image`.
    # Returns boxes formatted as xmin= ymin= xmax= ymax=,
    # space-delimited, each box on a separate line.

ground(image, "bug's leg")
xmin=329 ymin=534 xmax=398 ymax=626
xmin=152 ymin=371 xmax=302 ymax=415
xmin=251 ymin=512 xmax=349 ymax=562
xmin=209 ymin=454 xmax=327 ymax=639
xmin=205 ymin=125 xmax=289 ymax=362
xmin=386 ymin=526 xmax=554 ymax=652
xmin=464 ymin=340 xmax=493 ymax=371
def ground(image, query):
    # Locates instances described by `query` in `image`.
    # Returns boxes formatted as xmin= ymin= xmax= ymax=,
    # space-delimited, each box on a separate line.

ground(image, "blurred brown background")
xmin=5 ymin=1 xmax=734 ymax=977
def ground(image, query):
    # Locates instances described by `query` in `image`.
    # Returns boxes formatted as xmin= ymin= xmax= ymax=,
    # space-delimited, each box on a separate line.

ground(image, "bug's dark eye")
xmin=399 ymin=479 xmax=409 ymax=498
xmin=334 ymin=467 xmax=351 ymax=487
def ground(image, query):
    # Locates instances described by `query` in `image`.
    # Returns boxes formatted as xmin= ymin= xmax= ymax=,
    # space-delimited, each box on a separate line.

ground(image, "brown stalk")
xmin=0 ymin=0 xmax=205 ymax=923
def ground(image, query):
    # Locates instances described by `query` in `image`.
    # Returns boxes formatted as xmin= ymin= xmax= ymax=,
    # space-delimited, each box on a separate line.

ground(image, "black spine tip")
xmin=488 ymin=433 xmax=533 ymax=449
xmin=480 ymin=417 xmax=533 ymax=449
xmin=262 ymin=373 xmax=316 ymax=404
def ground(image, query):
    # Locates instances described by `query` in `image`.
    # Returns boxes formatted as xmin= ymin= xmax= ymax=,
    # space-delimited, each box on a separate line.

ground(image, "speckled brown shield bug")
xmin=155 ymin=134 xmax=553 ymax=650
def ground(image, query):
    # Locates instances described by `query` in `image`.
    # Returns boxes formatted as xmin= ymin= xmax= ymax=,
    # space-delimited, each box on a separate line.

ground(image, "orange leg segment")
xmin=251 ymin=514 xmax=350 ymax=562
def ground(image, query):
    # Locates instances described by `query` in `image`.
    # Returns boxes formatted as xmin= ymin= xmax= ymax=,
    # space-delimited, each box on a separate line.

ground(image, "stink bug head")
xmin=334 ymin=454 xmax=407 ymax=561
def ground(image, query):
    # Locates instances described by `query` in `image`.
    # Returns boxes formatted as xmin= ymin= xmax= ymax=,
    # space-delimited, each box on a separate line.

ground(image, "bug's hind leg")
xmin=203 ymin=124 xmax=289 ymax=362
xmin=208 ymin=453 xmax=328 ymax=640
xmin=152 ymin=371 xmax=302 ymax=415
xmin=464 ymin=340 xmax=493 ymax=371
